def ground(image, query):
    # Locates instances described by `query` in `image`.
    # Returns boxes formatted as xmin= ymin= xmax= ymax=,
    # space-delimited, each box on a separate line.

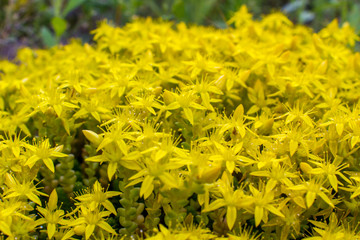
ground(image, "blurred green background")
xmin=1 ymin=0 xmax=360 ymax=59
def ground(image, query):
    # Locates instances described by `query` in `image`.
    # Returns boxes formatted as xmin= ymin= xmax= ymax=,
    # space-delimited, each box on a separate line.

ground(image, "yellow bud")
xmin=317 ymin=60 xmax=328 ymax=74
xmin=152 ymin=86 xmax=162 ymax=96
xmin=300 ymin=162 xmax=313 ymax=174
xmin=53 ymin=145 xmax=64 ymax=153
xmin=214 ymin=74 xmax=226 ymax=91
xmin=74 ymin=224 xmax=86 ymax=235
xmin=48 ymin=189 xmax=58 ymax=211
xmin=233 ymin=104 xmax=244 ymax=120
xmin=82 ymin=130 xmax=102 ymax=146
xmin=162 ymin=90 xmax=175 ymax=105
xmin=83 ymin=88 xmax=99 ymax=94
xmin=45 ymin=106 xmax=56 ymax=116
xmin=198 ymin=164 xmax=221 ymax=183
xmin=259 ymin=118 xmax=274 ymax=135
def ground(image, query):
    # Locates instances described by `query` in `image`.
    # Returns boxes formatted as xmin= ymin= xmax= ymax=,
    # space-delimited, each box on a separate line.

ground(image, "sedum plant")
xmin=1 ymin=5 xmax=360 ymax=240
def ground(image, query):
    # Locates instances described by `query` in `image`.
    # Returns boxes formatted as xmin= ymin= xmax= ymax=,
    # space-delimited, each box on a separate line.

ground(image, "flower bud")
xmin=163 ymin=90 xmax=175 ymax=105
xmin=198 ymin=164 xmax=221 ymax=183
xmin=300 ymin=162 xmax=312 ymax=174
xmin=74 ymin=224 xmax=86 ymax=235
xmin=82 ymin=130 xmax=102 ymax=146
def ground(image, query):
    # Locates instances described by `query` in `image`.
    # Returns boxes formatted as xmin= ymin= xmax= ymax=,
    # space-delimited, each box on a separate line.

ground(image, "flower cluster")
xmin=0 ymin=5 xmax=360 ymax=239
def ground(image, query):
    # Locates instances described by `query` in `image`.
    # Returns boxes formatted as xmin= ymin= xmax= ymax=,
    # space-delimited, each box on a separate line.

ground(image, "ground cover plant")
xmin=1 ymin=5 xmax=360 ymax=240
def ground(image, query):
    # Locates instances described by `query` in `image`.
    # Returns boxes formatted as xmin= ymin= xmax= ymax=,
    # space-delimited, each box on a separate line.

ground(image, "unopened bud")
xmin=82 ymin=130 xmax=102 ymax=146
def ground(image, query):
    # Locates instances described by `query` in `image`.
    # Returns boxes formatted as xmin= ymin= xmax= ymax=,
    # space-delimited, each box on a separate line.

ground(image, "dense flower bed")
xmin=0 ymin=5 xmax=360 ymax=240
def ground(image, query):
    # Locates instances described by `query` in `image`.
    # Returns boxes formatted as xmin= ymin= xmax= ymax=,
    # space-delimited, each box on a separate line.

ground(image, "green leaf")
xmin=348 ymin=4 xmax=360 ymax=32
xmin=40 ymin=27 xmax=57 ymax=47
xmin=54 ymin=0 xmax=63 ymax=17
xmin=173 ymin=0 xmax=217 ymax=24
xmin=51 ymin=17 xmax=68 ymax=37
xmin=192 ymin=0 xmax=217 ymax=24
xmin=63 ymin=0 xmax=86 ymax=17
xmin=172 ymin=0 xmax=186 ymax=21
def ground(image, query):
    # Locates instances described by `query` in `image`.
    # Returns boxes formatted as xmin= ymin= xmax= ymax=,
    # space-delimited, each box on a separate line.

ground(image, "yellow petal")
xmin=351 ymin=136 xmax=359 ymax=148
xmin=226 ymin=161 xmax=235 ymax=174
xmin=85 ymin=224 xmax=95 ymax=240
xmin=107 ymin=162 xmax=117 ymax=181
xmin=48 ymin=223 xmax=56 ymax=239
xmin=265 ymin=179 xmax=277 ymax=192
xmin=293 ymin=196 xmax=306 ymax=209
xmin=306 ymin=191 xmax=316 ymax=208
xmin=26 ymin=192 xmax=42 ymax=206
xmin=285 ymin=114 xmax=296 ymax=125
xmin=183 ymin=107 xmax=193 ymax=125
xmin=350 ymin=187 xmax=360 ymax=199
xmin=336 ymin=123 xmax=344 ymax=136
xmin=328 ymin=174 xmax=338 ymax=192
xmin=91 ymin=111 xmax=101 ymax=122
xmin=43 ymin=158 xmax=55 ymax=173
xmin=140 ymin=175 xmax=154 ymax=199
xmin=227 ymin=206 xmax=237 ymax=230
xmin=289 ymin=139 xmax=298 ymax=157
xmin=233 ymin=104 xmax=244 ymax=120
xmin=265 ymin=205 xmax=284 ymax=218
xmin=301 ymin=115 xmax=314 ymax=128
xmin=97 ymin=221 xmax=117 ymax=235
xmin=155 ymin=150 xmax=167 ymax=162
xmin=0 ymin=220 xmax=12 ymax=236
xmin=53 ymin=104 xmax=62 ymax=117
xmin=203 ymin=199 xmax=226 ymax=212
xmin=48 ymin=189 xmax=58 ymax=211
xmin=318 ymin=192 xmax=334 ymax=208
xmin=102 ymin=200 xmax=117 ymax=215
xmin=255 ymin=206 xmax=263 ymax=226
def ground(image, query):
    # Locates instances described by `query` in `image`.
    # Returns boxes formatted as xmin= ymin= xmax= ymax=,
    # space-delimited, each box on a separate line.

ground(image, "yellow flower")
xmin=75 ymin=181 xmax=121 ymax=215
xmin=25 ymin=138 xmax=67 ymax=173
xmin=288 ymin=178 xmax=335 ymax=208
xmin=36 ymin=189 xmax=67 ymax=239
xmin=127 ymin=154 xmax=181 ymax=199
xmin=307 ymin=153 xmax=350 ymax=192
xmin=209 ymin=142 xmax=243 ymax=174
xmin=68 ymin=206 xmax=117 ymax=240
xmin=250 ymin=162 xmax=298 ymax=192
xmin=249 ymin=183 xmax=284 ymax=227
xmin=203 ymin=173 xmax=253 ymax=230
xmin=3 ymin=173 xmax=47 ymax=206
